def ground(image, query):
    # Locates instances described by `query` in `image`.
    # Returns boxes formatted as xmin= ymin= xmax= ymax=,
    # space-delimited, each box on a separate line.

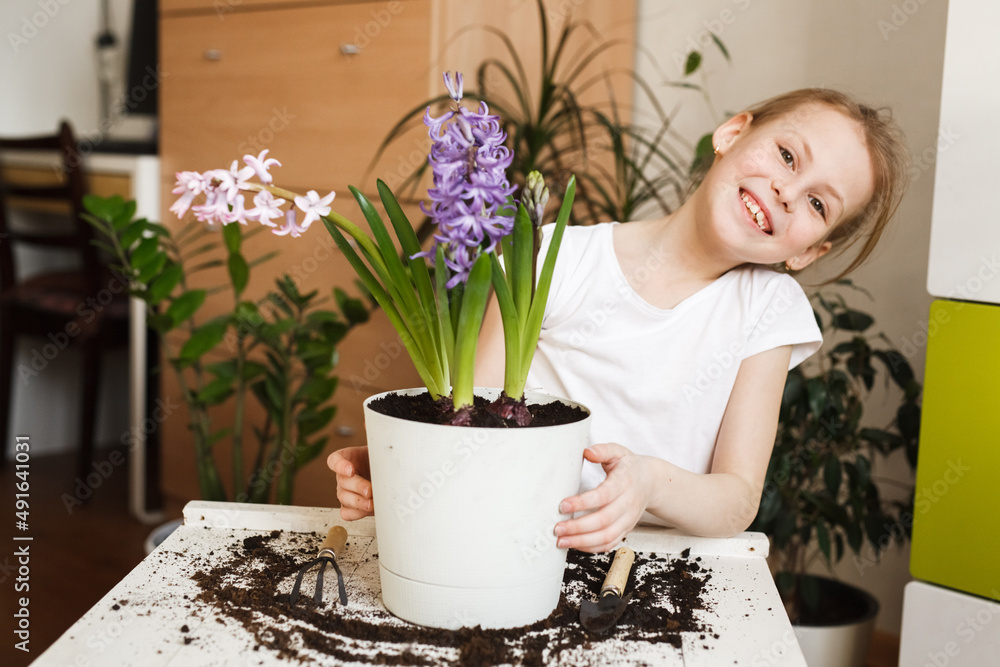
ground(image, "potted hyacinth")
xmin=171 ymin=73 xmax=591 ymax=630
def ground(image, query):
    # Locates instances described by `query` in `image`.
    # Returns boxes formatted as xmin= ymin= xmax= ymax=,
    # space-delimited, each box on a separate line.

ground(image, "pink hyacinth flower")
xmin=243 ymin=149 xmax=281 ymax=184
xmin=273 ymin=209 xmax=309 ymax=238
xmin=293 ymin=190 xmax=335 ymax=229
xmin=246 ymin=190 xmax=285 ymax=227
xmin=224 ymin=193 xmax=250 ymax=225
xmin=170 ymin=171 xmax=208 ymax=218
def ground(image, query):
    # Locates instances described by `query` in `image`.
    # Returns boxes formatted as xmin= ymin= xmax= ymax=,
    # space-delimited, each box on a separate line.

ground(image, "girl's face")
xmin=705 ymin=103 xmax=874 ymax=270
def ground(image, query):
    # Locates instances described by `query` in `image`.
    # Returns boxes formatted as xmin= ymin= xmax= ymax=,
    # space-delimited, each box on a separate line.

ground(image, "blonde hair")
xmin=740 ymin=88 xmax=910 ymax=282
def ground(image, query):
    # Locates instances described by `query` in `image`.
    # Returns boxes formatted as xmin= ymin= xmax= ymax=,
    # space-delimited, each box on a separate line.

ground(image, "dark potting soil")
xmin=367 ymin=392 xmax=589 ymax=428
xmin=186 ymin=530 xmax=716 ymax=665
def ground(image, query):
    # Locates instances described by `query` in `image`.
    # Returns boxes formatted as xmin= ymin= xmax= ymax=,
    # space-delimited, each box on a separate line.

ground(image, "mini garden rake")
xmin=290 ymin=525 xmax=349 ymax=606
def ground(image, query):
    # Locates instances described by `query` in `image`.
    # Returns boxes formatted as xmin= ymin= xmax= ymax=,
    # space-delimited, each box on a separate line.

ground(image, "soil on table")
xmin=367 ymin=392 xmax=589 ymax=428
xmin=185 ymin=531 xmax=716 ymax=665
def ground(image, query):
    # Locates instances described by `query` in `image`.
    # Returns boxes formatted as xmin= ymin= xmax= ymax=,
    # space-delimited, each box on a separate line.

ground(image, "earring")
xmin=784 ymin=261 xmax=795 ymax=271
xmin=713 ymin=144 xmax=720 ymax=155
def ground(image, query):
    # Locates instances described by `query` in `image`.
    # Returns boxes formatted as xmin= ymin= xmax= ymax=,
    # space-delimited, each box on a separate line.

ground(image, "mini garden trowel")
xmin=580 ymin=546 xmax=635 ymax=635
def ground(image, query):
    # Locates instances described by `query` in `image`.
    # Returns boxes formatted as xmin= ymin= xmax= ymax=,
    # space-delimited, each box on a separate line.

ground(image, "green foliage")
xmin=82 ymin=194 xmax=366 ymax=504
xmin=749 ymin=282 xmax=922 ymax=620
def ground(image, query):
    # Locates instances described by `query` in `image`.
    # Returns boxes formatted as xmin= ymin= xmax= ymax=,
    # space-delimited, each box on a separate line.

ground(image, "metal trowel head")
xmin=579 ymin=546 xmax=635 ymax=635
xmin=580 ymin=589 xmax=633 ymax=634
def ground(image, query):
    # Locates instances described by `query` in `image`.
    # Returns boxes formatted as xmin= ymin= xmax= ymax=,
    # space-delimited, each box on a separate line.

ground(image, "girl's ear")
xmin=712 ymin=112 xmax=754 ymax=155
xmin=786 ymin=240 xmax=833 ymax=271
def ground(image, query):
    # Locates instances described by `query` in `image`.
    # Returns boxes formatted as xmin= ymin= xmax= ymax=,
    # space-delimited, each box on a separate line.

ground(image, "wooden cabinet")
xmin=158 ymin=0 xmax=636 ymax=506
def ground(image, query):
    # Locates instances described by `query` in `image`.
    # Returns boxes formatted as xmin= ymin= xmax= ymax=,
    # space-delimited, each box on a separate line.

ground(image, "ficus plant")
xmin=749 ymin=282 xmax=922 ymax=622
xmin=83 ymin=194 xmax=368 ymax=504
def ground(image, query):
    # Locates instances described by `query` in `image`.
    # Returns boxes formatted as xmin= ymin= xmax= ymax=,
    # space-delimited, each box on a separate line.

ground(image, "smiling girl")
xmin=331 ymin=89 xmax=909 ymax=553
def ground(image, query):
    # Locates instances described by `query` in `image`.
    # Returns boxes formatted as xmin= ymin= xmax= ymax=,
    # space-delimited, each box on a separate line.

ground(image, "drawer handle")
xmin=204 ymin=49 xmax=222 ymax=61
xmin=339 ymin=43 xmax=361 ymax=56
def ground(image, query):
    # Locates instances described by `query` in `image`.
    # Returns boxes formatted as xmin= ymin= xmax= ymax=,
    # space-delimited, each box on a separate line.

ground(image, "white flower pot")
xmin=364 ymin=387 xmax=591 ymax=629
xmin=791 ymin=575 xmax=879 ymax=667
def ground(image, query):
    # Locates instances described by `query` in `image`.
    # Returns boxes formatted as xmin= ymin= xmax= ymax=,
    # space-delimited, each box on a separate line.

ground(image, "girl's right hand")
xmin=328 ymin=446 xmax=374 ymax=520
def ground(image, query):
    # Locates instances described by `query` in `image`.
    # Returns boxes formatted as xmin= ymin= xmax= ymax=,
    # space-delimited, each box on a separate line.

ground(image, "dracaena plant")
xmin=168 ymin=72 xmax=576 ymax=426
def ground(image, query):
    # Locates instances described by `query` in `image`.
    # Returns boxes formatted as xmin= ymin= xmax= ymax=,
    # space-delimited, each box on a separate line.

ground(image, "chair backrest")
xmin=0 ymin=120 xmax=98 ymax=295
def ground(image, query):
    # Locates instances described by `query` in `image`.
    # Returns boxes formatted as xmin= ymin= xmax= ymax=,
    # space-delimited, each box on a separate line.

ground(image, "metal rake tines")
xmin=289 ymin=555 xmax=348 ymax=606
xmin=288 ymin=525 xmax=349 ymax=606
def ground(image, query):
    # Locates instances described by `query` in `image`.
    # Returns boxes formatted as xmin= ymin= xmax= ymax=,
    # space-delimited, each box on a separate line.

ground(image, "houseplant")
xmin=83 ymin=193 xmax=369 ymax=505
xmin=749 ymin=282 xmax=921 ymax=666
xmin=167 ymin=73 xmax=591 ymax=629
xmin=372 ymin=0 xmax=726 ymax=230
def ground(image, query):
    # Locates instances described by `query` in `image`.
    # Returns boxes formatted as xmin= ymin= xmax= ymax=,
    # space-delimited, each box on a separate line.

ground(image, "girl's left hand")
xmin=553 ymin=442 xmax=653 ymax=553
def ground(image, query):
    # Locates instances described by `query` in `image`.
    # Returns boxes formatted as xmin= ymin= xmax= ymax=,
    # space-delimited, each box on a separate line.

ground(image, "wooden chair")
xmin=0 ymin=121 xmax=131 ymax=480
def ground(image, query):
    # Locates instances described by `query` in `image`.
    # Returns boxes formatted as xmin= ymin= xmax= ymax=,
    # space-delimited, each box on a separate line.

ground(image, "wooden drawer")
xmin=160 ymin=0 xmax=433 ymax=194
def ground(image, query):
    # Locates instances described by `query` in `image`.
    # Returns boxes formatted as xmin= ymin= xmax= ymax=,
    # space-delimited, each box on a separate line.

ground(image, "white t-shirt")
xmin=526 ymin=222 xmax=822 ymax=492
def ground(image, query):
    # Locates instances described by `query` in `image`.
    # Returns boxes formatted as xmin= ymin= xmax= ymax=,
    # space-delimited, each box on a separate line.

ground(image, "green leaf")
xmin=855 ymin=454 xmax=872 ymax=490
xmin=451 ymin=252 xmax=493 ymax=408
xmin=148 ymin=313 xmax=173 ymax=333
xmin=689 ymin=133 xmax=716 ymax=176
xmin=205 ymin=360 xmax=238 ymax=380
xmin=243 ymin=361 xmax=267 ymax=381
xmin=196 ymin=377 xmax=234 ymax=404
xmin=781 ymin=370 xmax=804 ymax=411
xmin=120 ymin=219 xmax=149 ymax=249
xmin=165 ymin=290 xmax=206 ymax=328
xmin=297 ymin=406 xmax=335 ymax=438
xmin=335 ymin=287 xmax=370 ymax=325
xmin=684 ymin=50 xmax=702 ymax=76
xmin=222 ymin=220 xmax=242 ymax=254
xmin=296 ymin=376 xmax=338 ymax=404
xmin=228 ymin=253 xmax=250 ymax=296
xmin=130 ymin=236 xmax=160 ymax=268
xmin=136 ymin=252 xmax=169 ymax=285
xmin=710 ymin=33 xmax=730 ymax=61
xmin=295 ymin=436 xmax=330 ymax=468
xmin=873 ymin=349 xmax=915 ymax=390
xmin=260 ymin=318 xmax=296 ymax=340
xmin=178 ymin=318 xmax=228 ymax=362
xmin=816 ymin=519 xmax=831 ymax=563
xmin=82 ymin=193 xmax=119 ymax=221
xmin=113 ymin=199 xmax=137 ymax=230
xmin=832 ymin=309 xmax=874 ymax=332
xmin=511 ymin=203 xmax=534 ymax=319
xmin=756 ymin=487 xmax=781 ymax=525
xmin=823 ymin=457 xmax=842 ymax=498
xmin=806 ymin=377 xmax=828 ymax=419
xmin=148 ymin=262 xmax=183 ymax=303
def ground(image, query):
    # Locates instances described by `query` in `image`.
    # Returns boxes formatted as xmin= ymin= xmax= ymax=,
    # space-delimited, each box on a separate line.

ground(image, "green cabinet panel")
xmin=911 ymin=300 xmax=1000 ymax=602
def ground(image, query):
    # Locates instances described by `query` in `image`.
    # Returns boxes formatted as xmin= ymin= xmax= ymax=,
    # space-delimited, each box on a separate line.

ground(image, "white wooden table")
xmin=32 ymin=501 xmax=807 ymax=666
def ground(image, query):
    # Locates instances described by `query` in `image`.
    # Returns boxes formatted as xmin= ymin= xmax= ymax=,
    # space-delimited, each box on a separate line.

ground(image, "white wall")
xmin=2 ymin=0 xmax=134 ymax=135
xmin=2 ymin=0 xmax=137 ymax=457
xmin=633 ymin=0 xmax=949 ymax=636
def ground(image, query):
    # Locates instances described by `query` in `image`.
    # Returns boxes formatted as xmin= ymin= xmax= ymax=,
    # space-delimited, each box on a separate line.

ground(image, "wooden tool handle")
xmin=319 ymin=525 xmax=348 ymax=559
xmin=600 ymin=547 xmax=635 ymax=597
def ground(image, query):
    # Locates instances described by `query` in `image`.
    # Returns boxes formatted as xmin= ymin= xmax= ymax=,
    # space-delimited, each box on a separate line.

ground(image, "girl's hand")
xmin=553 ymin=443 xmax=653 ymax=553
xmin=327 ymin=446 xmax=374 ymax=520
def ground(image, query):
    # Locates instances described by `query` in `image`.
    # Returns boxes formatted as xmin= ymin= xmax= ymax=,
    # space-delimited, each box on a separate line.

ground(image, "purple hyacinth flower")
xmin=417 ymin=72 xmax=517 ymax=286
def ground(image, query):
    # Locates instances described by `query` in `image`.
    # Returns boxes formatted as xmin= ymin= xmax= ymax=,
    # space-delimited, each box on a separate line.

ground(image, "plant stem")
xmin=276 ymin=306 xmax=301 ymax=504
xmin=231 ymin=333 xmax=246 ymax=499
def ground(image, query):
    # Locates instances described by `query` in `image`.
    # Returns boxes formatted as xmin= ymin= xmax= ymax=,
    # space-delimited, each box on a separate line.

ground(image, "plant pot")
xmin=364 ymin=387 xmax=591 ymax=630
xmin=143 ymin=518 xmax=184 ymax=555
xmin=790 ymin=574 xmax=879 ymax=667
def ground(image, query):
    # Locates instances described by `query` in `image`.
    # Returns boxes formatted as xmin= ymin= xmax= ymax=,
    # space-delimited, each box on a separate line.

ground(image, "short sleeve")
xmin=741 ymin=271 xmax=823 ymax=370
